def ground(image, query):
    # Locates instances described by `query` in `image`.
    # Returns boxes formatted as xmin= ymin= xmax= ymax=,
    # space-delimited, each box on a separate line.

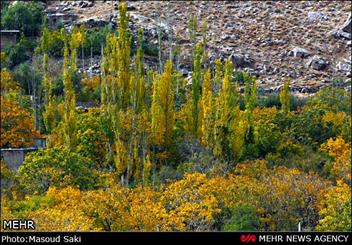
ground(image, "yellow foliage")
xmin=317 ymin=180 xmax=351 ymax=231
xmin=321 ymin=137 xmax=351 ymax=183
xmin=0 ymin=97 xmax=39 ymax=147
xmin=28 ymin=187 xmax=98 ymax=231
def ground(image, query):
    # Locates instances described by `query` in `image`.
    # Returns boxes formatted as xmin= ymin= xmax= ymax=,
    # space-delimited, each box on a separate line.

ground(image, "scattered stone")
xmin=308 ymin=12 xmax=328 ymax=22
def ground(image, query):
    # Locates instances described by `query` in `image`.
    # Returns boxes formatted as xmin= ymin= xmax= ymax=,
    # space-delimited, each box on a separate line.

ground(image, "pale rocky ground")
xmin=45 ymin=0 xmax=352 ymax=97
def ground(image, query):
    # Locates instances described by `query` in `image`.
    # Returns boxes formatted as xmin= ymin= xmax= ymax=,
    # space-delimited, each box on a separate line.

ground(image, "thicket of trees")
xmin=1 ymin=2 xmax=351 ymax=232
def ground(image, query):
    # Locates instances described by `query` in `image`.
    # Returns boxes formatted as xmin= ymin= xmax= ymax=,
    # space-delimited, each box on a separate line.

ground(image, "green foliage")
xmin=307 ymin=87 xmax=351 ymax=115
xmin=279 ymin=80 xmax=290 ymax=113
xmin=13 ymin=62 xmax=42 ymax=95
xmin=224 ymin=204 xmax=259 ymax=231
xmin=289 ymin=109 xmax=336 ymax=148
xmin=1 ymin=1 xmax=44 ymax=36
xmin=142 ymin=41 xmax=159 ymax=57
xmin=82 ymin=26 xmax=114 ymax=57
xmin=4 ymin=35 xmax=36 ymax=68
xmin=46 ymin=30 xmax=65 ymax=58
xmin=18 ymin=147 xmax=99 ymax=195
xmin=76 ymin=109 xmax=109 ymax=168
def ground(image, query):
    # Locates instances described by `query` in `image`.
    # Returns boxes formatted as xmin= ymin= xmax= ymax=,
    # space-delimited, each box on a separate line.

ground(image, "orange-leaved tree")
xmin=0 ymin=97 xmax=38 ymax=148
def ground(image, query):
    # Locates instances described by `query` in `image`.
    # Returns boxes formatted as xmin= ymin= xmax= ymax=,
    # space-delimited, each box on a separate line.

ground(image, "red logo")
xmin=240 ymin=234 xmax=256 ymax=243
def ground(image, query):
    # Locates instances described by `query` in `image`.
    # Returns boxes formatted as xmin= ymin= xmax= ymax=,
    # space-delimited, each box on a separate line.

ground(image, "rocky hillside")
xmin=45 ymin=0 xmax=351 ymax=97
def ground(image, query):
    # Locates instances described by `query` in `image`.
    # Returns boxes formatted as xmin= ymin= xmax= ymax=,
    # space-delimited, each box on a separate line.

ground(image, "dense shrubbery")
xmin=17 ymin=146 xmax=100 ymax=195
xmin=3 ymin=36 xmax=37 ymax=68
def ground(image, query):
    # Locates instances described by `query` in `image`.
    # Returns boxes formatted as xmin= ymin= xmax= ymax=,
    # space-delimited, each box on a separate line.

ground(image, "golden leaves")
xmin=321 ymin=136 xmax=351 ymax=183
xmin=0 ymin=97 xmax=39 ymax=148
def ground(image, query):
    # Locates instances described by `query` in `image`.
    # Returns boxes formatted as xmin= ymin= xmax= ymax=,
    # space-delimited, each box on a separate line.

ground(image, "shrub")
xmin=18 ymin=147 xmax=99 ymax=195
xmin=223 ymin=204 xmax=259 ymax=231
xmin=4 ymin=35 xmax=36 ymax=68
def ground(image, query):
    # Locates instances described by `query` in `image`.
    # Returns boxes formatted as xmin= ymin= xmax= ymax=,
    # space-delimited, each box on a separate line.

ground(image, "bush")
xmin=47 ymin=30 xmax=65 ymax=58
xmin=223 ymin=204 xmax=259 ymax=231
xmin=82 ymin=26 xmax=114 ymax=57
xmin=142 ymin=41 xmax=159 ymax=57
xmin=18 ymin=147 xmax=99 ymax=195
xmin=307 ymin=86 xmax=351 ymax=115
xmin=4 ymin=36 xmax=36 ymax=68
xmin=1 ymin=2 xmax=44 ymax=37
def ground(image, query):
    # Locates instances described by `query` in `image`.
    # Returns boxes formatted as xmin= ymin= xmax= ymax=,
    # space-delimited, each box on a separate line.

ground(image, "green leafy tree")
xmin=18 ymin=147 xmax=99 ymax=195
xmin=279 ymin=80 xmax=290 ymax=114
xmin=1 ymin=1 xmax=44 ymax=36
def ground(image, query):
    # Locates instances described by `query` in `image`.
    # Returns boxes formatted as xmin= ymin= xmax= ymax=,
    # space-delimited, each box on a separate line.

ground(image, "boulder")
xmin=333 ymin=13 xmax=351 ymax=40
xmin=230 ymin=53 xmax=255 ymax=68
xmin=306 ymin=55 xmax=329 ymax=71
xmin=289 ymin=47 xmax=311 ymax=58
xmin=341 ymin=13 xmax=351 ymax=34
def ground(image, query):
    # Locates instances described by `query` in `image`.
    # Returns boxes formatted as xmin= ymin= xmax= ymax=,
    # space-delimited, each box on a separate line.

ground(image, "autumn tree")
xmin=279 ymin=79 xmax=290 ymax=114
xmin=317 ymin=180 xmax=351 ymax=231
xmin=41 ymin=17 xmax=57 ymax=133
xmin=200 ymin=68 xmax=212 ymax=145
xmin=321 ymin=137 xmax=351 ymax=183
xmin=117 ymin=2 xmax=132 ymax=110
xmin=62 ymin=36 xmax=77 ymax=151
xmin=0 ymin=97 xmax=38 ymax=148
xmin=191 ymin=43 xmax=203 ymax=136
xmin=151 ymin=61 xmax=175 ymax=149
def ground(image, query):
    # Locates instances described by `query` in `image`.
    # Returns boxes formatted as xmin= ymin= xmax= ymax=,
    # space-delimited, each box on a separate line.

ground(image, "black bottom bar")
xmin=1 ymin=232 xmax=351 ymax=245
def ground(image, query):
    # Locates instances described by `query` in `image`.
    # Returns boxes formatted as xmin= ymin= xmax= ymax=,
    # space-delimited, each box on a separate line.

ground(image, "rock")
xmin=289 ymin=47 xmax=311 ymax=58
xmin=230 ymin=53 xmax=245 ymax=67
xmin=341 ymin=13 xmax=351 ymax=34
xmin=230 ymin=53 xmax=255 ymax=68
xmin=306 ymin=55 xmax=329 ymax=71
xmin=336 ymin=59 xmax=351 ymax=76
xmin=333 ymin=13 xmax=351 ymax=40
xmin=87 ymin=2 xmax=94 ymax=7
xmin=80 ymin=1 xmax=88 ymax=8
xmin=63 ymin=7 xmax=71 ymax=12
xmin=308 ymin=12 xmax=328 ymax=22
xmin=127 ymin=3 xmax=136 ymax=11
xmin=273 ymin=39 xmax=286 ymax=46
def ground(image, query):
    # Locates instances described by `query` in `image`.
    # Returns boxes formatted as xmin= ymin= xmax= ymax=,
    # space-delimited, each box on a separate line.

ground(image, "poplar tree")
xmin=151 ymin=61 xmax=174 ymax=148
xmin=200 ymin=68 xmax=212 ymax=145
xmin=41 ymin=16 xmax=56 ymax=133
xmin=243 ymin=73 xmax=257 ymax=145
xmin=62 ymin=37 xmax=77 ymax=151
xmin=117 ymin=2 xmax=132 ymax=110
xmin=191 ymin=43 xmax=202 ymax=136
xmin=280 ymin=80 xmax=291 ymax=114
xmin=214 ymin=59 xmax=222 ymax=92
